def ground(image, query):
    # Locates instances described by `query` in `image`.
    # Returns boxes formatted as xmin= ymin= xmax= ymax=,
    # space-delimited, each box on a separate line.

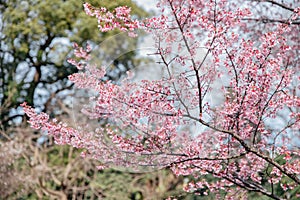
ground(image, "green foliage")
xmin=0 ymin=0 xmax=148 ymax=129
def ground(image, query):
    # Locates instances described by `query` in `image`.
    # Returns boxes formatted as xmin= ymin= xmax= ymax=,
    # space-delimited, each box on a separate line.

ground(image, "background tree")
xmin=23 ymin=0 xmax=300 ymax=199
xmin=0 ymin=0 xmax=147 ymax=129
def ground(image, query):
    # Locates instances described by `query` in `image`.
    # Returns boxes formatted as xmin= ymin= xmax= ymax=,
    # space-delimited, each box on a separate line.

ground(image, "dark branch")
xmin=242 ymin=18 xmax=300 ymax=25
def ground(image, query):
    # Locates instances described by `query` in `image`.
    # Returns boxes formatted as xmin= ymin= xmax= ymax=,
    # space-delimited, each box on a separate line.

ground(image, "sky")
xmin=133 ymin=0 xmax=158 ymax=12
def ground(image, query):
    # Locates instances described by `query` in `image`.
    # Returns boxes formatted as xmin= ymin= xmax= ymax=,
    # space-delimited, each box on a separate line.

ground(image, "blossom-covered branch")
xmin=22 ymin=0 xmax=300 ymax=199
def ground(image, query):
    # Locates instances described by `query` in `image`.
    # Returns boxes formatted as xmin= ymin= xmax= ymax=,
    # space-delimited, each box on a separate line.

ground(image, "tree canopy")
xmin=23 ymin=0 xmax=300 ymax=199
xmin=0 ymin=0 xmax=148 ymax=129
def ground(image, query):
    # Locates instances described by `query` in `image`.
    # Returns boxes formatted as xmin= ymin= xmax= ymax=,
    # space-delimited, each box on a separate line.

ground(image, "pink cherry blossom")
xmin=22 ymin=0 xmax=300 ymax=199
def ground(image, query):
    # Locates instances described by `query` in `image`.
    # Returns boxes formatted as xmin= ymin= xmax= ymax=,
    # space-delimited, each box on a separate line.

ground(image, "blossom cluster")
xmin=83 ymin=3 xmax=139 ymax=36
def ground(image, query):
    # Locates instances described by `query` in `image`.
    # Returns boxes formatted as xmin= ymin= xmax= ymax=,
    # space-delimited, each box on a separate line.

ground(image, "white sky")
xmin=133 ymin=0 xmax=158 ymax=12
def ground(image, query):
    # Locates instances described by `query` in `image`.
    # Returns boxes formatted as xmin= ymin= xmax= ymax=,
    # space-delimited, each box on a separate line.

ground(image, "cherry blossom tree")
xmin=22 ymin=0 xmax=300 ymax=199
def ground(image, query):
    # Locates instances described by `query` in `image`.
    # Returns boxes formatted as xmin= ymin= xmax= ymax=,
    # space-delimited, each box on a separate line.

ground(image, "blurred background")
xmin=0 ymin=0 xmax=203 ymax=199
